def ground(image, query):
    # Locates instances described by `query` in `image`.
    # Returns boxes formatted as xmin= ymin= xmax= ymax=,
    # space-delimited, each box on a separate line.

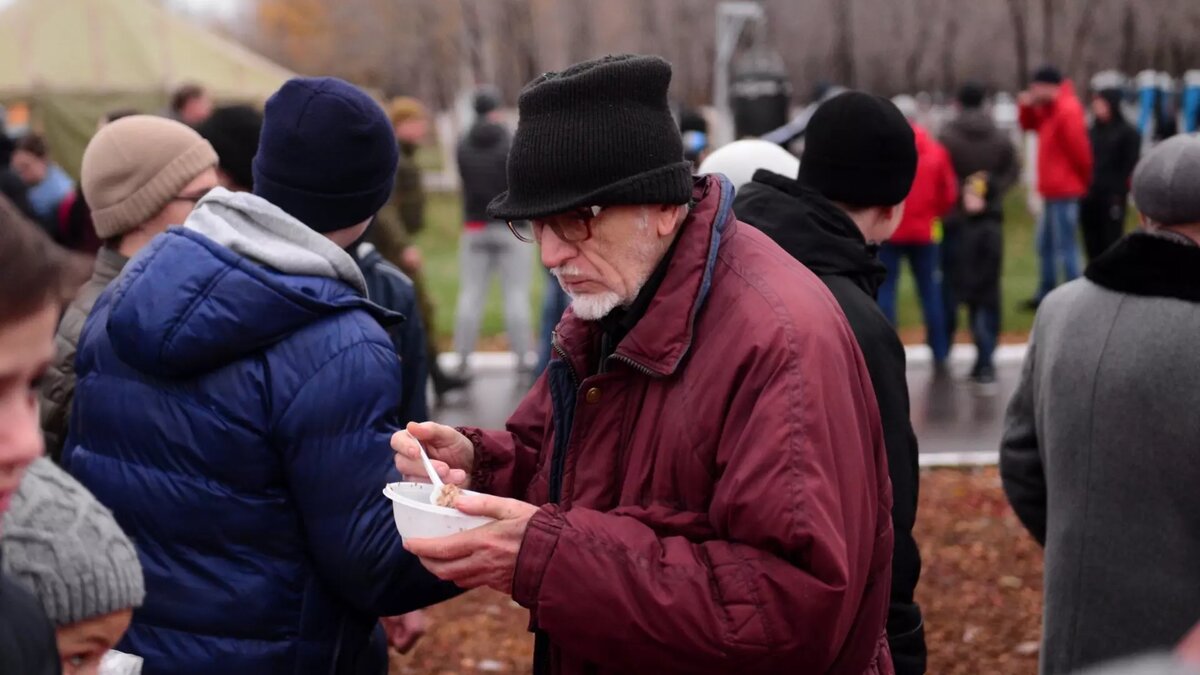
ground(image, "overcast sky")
xmin=0 ymin=0 xmax=243 ymax=18
xmin=169 ymin=0 xmax=242 ymax=18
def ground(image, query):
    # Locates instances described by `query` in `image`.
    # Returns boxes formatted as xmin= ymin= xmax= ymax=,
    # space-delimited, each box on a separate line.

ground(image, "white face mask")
xmin=99 ymin=650 xmax=143 ymax=675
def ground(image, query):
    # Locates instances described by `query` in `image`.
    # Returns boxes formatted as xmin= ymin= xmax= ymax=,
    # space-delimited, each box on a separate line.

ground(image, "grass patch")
xmin=892 ymin=189 xmax=1038 ymax=339
xmin=415 ymin=192 xmax=544 ymax=351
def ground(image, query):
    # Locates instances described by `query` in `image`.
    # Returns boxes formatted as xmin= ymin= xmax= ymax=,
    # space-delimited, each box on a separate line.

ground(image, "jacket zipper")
xmin=551 ymin=336 xmax=580 ymax=390
xmin=537 ymin=341 xmax=655 ymax=675
xmin=548 ymin=337 xmax=578 ymax=503
xmin=536 ymin=337 xmax=581 ymax=675
xmin=607 ymin=353 xmax=661 ymax=379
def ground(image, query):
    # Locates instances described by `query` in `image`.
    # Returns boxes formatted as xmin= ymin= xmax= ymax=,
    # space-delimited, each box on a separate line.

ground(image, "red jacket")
xmin=891 ymin=124 xmax=958 ymax=244
xmin=464 ymin=176 xmax=895 ymax=675
xmin=1019 ymin=80 xmax=1094 ymax=199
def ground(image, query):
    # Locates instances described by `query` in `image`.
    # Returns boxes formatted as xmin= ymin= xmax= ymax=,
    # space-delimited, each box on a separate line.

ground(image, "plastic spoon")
xmin=409 ymin=432 xmax=447 ymax=506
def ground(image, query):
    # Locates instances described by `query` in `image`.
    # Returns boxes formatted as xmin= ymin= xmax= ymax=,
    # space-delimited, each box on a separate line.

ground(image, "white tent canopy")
xmin=0 ymin=0 xmax=294 ymax=176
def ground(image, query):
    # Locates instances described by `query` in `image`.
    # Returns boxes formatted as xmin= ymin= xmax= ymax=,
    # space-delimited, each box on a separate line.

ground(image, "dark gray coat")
xmin=1001 ymin=232 xmax=1200 ymax=674
xmin=39 ymin=246 xmax=128 ymax=462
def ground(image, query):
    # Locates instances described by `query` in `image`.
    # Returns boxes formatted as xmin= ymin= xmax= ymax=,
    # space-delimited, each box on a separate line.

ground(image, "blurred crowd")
xmin=0 ymin=52 xmax=1199 ymax=675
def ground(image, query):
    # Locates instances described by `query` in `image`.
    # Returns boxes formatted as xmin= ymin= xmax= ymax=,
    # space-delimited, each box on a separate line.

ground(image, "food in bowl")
xmin=435 ymin=483 xmax=462 ymax=507
xmin=383 ymin=482 xmax=494 ymax=539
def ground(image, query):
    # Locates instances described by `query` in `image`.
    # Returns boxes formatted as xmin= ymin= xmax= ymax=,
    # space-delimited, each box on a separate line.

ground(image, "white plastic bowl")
xmin=383 ymin=482 xmax=494 ymax=539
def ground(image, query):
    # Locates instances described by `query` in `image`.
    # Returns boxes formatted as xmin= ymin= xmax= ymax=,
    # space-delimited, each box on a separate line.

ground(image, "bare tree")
xmin=502 ymin=0 xmax=540 ymax=97
xmin=1064 ymin=0 xmax=1099 ymax=77
xmin=831 ymin=0 xmax=857 ymax=86
xmin=242 ymin=0 xmax=1200 ymax=113
xmin=1117 ymin=0 xmax=1137 ymax=75
xmin=939 ymin=0 xmax=959 ymax=94
xmin=1005 ymin=0 xmax=1031 ymax=87
xmin=1040 ymin=0 xmax=1055 ymax=63
xmin=904 ymin=0 xmax=936 ymax=91
xmin=567 ymin=0 xmax=595 ymax=63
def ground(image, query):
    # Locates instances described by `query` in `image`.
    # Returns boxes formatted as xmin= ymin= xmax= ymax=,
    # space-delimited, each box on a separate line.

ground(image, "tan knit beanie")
xmin=81 ymin=115 xmax=218 ymax=239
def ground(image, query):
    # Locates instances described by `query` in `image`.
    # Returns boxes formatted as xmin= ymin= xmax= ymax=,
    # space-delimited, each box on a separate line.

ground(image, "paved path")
xmin=432 ymin=344 xmax=1028 ymax=466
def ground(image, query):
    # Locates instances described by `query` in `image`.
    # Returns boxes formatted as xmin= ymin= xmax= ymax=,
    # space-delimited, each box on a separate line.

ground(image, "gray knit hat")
xmin=1132 ymin=134 xmax=1200 ymax=227
xmin=1 ymin=458 xmax=144 ymax=625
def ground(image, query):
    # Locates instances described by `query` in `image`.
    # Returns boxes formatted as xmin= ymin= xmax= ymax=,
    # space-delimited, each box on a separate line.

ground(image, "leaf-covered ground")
xmin=390 ymin=467 xmax=1043 ymax=675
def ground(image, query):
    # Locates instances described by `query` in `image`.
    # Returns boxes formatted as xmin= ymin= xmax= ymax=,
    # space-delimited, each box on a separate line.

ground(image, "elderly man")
xmin=1002 ymin=135 xmax=1200 ymax=674
xmin=393 ymin=54 xmax=895 ymax=675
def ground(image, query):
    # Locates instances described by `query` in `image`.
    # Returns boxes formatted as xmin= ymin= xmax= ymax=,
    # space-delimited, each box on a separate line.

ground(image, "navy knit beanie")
xmin=253 ymin=77 xmax=398 ymax=233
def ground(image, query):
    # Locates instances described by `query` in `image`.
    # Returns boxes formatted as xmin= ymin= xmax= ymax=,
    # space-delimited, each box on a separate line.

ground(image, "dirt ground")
xmin=389 ymin=467 xmax=1043 ymax=675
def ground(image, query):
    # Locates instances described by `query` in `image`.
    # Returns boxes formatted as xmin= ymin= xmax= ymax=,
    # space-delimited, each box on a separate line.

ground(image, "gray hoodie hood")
xmin=184 ymin=187 xmax=367 ymax=296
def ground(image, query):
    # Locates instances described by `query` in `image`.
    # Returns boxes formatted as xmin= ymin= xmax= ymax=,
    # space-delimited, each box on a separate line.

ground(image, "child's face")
xmin=56 ymin=608 xmax=133 ymax=675
xmin=0 ymin=302 xmax=56 ymax=522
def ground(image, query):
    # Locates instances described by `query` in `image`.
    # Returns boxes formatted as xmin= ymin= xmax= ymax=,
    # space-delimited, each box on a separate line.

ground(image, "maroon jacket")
xmin=464 ymin=176 xmax=894 ymax=675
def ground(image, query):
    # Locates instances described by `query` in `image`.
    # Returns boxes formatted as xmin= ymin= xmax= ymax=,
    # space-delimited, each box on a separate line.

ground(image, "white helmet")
xmin=697 ymin=139 xmax=799 ymax=191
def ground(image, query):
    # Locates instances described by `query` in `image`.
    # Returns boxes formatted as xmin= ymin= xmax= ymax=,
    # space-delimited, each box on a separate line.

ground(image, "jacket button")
xmin=585 ymin=387 xmax=601 ymax=404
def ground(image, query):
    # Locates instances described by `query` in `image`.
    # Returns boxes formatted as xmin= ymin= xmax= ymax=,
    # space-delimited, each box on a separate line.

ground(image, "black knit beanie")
xmin=957 ymin=82 xmax=986 ymax=109
xmin=487 ymin=54 xmax=693 ymax=221
xmin=473 ymin=87 xmax=500 ymax=117
xmin=197 ymin=105 xmax=263 ymax=191
xmin=799 ymin=91 xmax=917 ymax=208
xmin=1032 ymin=65 xmax=1063 ymax=85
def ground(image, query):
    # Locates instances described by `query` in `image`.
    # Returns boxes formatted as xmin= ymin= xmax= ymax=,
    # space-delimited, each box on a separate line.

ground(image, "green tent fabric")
xmin=0 ymin=0 xmax=294 ymax=178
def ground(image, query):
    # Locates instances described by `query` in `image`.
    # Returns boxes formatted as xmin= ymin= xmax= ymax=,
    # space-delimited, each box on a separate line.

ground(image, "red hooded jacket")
xmin=890 ymin=124 xmax=958 ymax=245
xmin=463 ymin=176 xmax=895 ymax=675
xmin=1019 ymin=80 xmax=1094 ymax=199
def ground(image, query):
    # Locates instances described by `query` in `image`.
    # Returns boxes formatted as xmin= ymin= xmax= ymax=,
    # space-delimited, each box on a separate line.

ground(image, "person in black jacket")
xmin=939 ymin=83 xmax=1021 ymax=389
xmin=1081 ymin=88 xmax=1140 ymax=262
xmin=733 ymin=91 xmax=927 ymax=675
xmin=452 ymin=88 xmax=533 ymax=372
xmin=353 ymin=239 xmax=430 ymax=425
xmin=350 ymin=238 xmax=433 ymax=656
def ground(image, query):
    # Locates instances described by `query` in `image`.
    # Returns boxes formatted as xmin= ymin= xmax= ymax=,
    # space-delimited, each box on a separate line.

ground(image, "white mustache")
xmin=551 ymin=265 xmax=584 ymax=281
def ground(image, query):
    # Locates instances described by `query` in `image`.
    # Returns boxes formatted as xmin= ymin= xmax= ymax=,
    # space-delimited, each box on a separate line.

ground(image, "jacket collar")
xmin=734 ymin=170 xmax=887 ymax=297
xmin=554 ymin=175 xmax=734 ymax=378
xmin=1085 ymin=231 xmax=1200 ymax=303
xmin=91 ymin=246 xmax=129 ymax=287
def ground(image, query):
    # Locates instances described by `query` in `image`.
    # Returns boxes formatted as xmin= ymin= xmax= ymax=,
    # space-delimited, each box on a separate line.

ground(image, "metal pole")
xmin=712 ymin=2 xmax=764 ymax=147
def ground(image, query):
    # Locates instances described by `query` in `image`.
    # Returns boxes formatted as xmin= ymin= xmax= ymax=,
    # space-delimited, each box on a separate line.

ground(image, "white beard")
xmin=567 ymin=290 xmax=625 ymax=321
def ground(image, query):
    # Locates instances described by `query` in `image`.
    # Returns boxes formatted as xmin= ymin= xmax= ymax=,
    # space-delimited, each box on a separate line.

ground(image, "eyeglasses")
xmin=172 ymin=187 xmax=215 ymax=204
xmin=508 ymin=206 xmax=604 ymax=244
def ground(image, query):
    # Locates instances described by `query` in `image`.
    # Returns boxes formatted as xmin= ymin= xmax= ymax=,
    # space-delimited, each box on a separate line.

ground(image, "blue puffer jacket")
xmin=64 ymin=193 xmax=457 ymax=674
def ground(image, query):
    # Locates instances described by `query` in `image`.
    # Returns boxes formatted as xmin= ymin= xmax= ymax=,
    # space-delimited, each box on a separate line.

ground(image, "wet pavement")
xmin=905 ymin=357 xmax=1021 ymax=465
xmin=432 ymin=345 xmax=1027 ymax=466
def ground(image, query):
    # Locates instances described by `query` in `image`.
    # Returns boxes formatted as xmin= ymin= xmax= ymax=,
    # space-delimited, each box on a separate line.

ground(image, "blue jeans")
xmin=970 ymin=304 xmax=999 ymax=376
xmin=878 ymin=242 xmax=950 ymax=363
xmin=535 ymin=269 xmax=571 ymax=376
xmin=1037 ymin=199 xmax=1082 ymax=300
